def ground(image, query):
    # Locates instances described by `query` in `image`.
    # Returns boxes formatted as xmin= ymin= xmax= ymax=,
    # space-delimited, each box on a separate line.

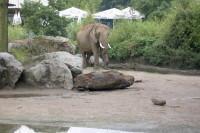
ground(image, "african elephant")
xmin=76 ymin=23 xmax=111 ymax=68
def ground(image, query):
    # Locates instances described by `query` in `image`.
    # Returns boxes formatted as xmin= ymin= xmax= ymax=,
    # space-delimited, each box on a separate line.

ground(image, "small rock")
xmin=151 ymin=98 xmax=166 ymax=106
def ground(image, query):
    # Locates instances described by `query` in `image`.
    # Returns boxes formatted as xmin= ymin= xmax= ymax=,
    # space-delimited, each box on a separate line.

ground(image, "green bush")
xmin=108 ymin=0 xmax=200 ymax=69
xmin=10 ymin=46 xmax=30 ymax=63
xmin=109 ymin=20 xmax=161 ymax=61
xmin=22 ymin=1 xmax=69 ymax=37
xmin=165 ymin=8 xmax=200 ymax=51
xmin=161 ymin=1 xmax=200 ymax=69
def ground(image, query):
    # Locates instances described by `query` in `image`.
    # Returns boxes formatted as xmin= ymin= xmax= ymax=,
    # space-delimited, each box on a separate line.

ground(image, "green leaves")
xmin=131 ymin=0 xmax=172 ymax=20
xmin=48 ymin=0 xmax=102 ymax=13
xmin=21 ymin=1 xmax=69 ymax=36
xmin=108 ymin=0 xmax=200 ymax=69
xmin=109 ymin=20 xmax=160 ymax=61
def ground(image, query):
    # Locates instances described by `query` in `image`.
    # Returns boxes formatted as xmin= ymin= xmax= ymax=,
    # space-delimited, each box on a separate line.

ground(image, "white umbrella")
xmin=59 ymin=7 xmax=88 ymax=18
xmin=93 ymin=8 xmax=125 ymax=19
xmin=121 ymin=7 xmax=145 ymax=19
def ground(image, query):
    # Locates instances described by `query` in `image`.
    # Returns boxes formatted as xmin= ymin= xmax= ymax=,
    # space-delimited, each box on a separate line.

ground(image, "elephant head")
xmin=89 ymin=23 xmax=111 ymax=66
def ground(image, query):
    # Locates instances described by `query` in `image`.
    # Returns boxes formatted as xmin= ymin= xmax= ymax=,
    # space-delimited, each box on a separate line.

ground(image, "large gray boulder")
xmin=0 ymin=52 xmax=24 ymax=88
xmin=24 ymin=59 xmax=73 ymax=89
xmin=74 ymin=70 xmax=134 ymax=91
xmin=31 ymin=52 xmax=83 ymax=78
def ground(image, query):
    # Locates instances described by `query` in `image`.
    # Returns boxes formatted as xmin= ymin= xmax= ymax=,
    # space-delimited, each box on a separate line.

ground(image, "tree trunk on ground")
xmin=0 ymin=0 xmax=8 ymax=52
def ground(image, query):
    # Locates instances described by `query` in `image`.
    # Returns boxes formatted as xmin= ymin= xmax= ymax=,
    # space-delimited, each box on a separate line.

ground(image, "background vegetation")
xmin=109 ymin=0 xmax=200 ymax=69
xmin=8 ymin=0 xmax=200 ymax=69
xmin=8 ymin=26 xmax=27 ymax=42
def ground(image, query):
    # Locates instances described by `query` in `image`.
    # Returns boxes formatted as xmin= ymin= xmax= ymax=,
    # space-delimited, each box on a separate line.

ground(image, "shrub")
xmin=109 ymin=0 xmax=200 ymax=69
xmin=8 ymin=26 xmax=27 ymax=42
xmin=21 ymin=1 xmax=69 ymax=37
xmin=10 ymin=46 xmax=30 ymax=63
xmin=162 ymin=1 xmax=200 ymax=69
xmin=109 ymin=20 xmax=161 ymax=61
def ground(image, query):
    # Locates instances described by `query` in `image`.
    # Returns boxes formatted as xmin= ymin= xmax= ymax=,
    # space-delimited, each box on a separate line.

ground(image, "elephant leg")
xmin=101 ymin=50 xmax=109 ymax=68
xmin=86 ymin=52 xmax=92 ymax=66
xmin=92 ymin=45 xmax=100 ymax=69
xmin=82 ymin=52 xmax=87 ymax=68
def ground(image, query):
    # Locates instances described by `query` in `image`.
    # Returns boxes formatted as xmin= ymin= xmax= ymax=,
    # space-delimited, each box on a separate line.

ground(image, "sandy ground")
xmin=0 ymin=68 xmax=200 ymax=132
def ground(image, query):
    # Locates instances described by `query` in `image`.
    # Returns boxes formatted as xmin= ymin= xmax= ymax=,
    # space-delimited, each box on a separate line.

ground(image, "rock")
xmin=0 ymin=52 xmax=24 ymax=88
xmin=24 ymin=59 xmax=73 ymax=89
xmin=9 ymin=36 xmax=76 ymax=54
xmin=0 ymin=66 xmax=7 ymax=88
xmin=74 ymin=70 xmax=134 ymax=91
xmin=89 ymin=56 xmax=104 ymax=66
xmin=151 ymin=98 xmax=166 ymax=106
xmin=8 ymin=42 xmax=28 ymax=52
xmin=33 ymin=36 xmax=76 ymax=54
xmin=8 ymin=39 xmax=35 ymax=53
xmin=31 ymin=52 xmax=83 ymax=78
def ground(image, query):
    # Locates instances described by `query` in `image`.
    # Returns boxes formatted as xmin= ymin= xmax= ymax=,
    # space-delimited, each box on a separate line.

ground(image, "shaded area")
xmin=0 ymin=94 xmax=48 ymax=99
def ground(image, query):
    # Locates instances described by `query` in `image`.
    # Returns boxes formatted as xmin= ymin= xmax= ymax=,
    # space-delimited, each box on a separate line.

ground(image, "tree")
xmin=131 ymin=0 xmax=172 ymax=20
xmin=48 ymin=0 xmax=102 ymax=13
xmin=164 ymin=0 xmax=200 ymax=52
xmin=21 ymin=1 xmax=69 ymax=36
xmin=48 ymin=0 xmax=68 ymax=10
xmin=100 ymin=0 xmax=131 ymax=10
xmin=0 ymin=0 xmax=8 ymax=52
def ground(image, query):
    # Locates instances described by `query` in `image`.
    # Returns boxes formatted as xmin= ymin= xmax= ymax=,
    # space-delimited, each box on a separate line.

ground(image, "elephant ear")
xmin=89 ymin=25 xmax=99 ymax=43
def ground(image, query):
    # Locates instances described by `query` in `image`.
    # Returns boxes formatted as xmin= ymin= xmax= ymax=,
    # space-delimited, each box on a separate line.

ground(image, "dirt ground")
xmin=0 ymin=68 xmax=200 ymax=132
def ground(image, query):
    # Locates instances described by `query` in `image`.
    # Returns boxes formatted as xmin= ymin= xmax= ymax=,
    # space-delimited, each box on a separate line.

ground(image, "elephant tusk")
xmin=108 ymin=43 xmax=112 ymax=48
xmin=100 ymin=42 xmax=105 ymax=49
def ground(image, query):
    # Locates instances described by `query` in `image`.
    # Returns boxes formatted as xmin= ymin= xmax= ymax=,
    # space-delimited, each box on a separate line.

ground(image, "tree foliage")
xmin=48 ymin=0 xmax=68 ymax=10
xmin=21 ymin=1 xmax=69 ymax=36
xmin=100 ymin=0 xmax=131 ymax=10
xmin=130 ymin=0 xmax=172 ymax=20
xmin=48 ymin=0 xmax=102 ymax=13
xmin=109 ymin=0 xmax=200 ymax=69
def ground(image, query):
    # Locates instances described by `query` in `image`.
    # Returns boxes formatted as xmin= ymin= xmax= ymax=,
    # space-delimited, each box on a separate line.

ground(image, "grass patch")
xmin=8 ymin=26 xmax=27 ymax=42
xmin=10 ymin=47 xmax=30 ymax=63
